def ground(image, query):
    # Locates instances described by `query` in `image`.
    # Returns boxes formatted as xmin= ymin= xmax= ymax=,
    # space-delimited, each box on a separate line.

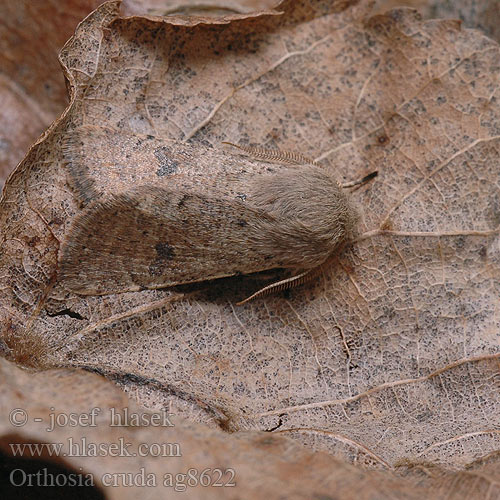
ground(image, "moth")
xmin=59 ymin=128 xmax=376 ymax=304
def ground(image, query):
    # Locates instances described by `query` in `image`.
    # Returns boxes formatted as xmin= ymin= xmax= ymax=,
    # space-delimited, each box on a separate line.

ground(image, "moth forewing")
xmin=58 ymin=161 xmax=360 ymax=299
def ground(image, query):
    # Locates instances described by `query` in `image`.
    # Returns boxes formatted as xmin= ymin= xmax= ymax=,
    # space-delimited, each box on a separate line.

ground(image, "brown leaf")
xmin=121 ymin=0 xmax=281 ymax=17
xmin=423 ymin=0 xmax=500 ymax=43
xmin=1 ymin=357 xmax=496 ymax=498
xmin=0 ymin=0 xmax=106 ymax=187
xmin=1 ymin=0 xmax=499 ymax=497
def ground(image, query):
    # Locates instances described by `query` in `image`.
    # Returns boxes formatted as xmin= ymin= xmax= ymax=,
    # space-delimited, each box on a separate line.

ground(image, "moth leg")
xmin=340 ymin=171 xmax=378 ymax=189
xmin=222 ymin=142 xmax=318 ymax=166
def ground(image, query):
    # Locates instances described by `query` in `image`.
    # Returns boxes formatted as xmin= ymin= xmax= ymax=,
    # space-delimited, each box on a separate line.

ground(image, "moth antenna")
xmin=237 ymin=251 xmax=346 ymax=305
xmin=223 ymin=142 xmax=318 ymax=166
xmin=340 ymin=171 xmax=378 ymax=189
xmin=225 ymin=142 xmax=378 ymax=190
xmin=236 ymin=271 xmax=311 ymax=305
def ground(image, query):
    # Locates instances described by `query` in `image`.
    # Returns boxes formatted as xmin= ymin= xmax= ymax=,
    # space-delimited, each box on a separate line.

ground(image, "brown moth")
xmin=59 ymin=128 xmax=374 ymax=303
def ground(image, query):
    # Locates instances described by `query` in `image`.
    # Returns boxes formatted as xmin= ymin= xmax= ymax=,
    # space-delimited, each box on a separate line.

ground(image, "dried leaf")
xmin=0 ymin=0 xmax=106 ymax=187
xmin=376 ymin=1 xmax=500 ymax=43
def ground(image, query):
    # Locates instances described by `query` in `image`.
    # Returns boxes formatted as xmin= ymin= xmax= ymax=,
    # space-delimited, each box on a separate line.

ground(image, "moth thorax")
xmin=250 ymin=166 xmax=358 ymax=239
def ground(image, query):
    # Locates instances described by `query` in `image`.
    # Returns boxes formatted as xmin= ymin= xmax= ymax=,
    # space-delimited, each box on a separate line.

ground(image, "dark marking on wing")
xmin=155 ymin=242 xmax=175 ymax=260
xmin=154 ymin=146 xmax=179 ymax=176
